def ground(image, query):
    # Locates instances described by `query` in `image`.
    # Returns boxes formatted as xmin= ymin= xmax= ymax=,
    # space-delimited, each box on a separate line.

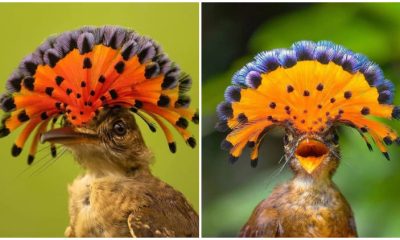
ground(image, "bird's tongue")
xmin=295 ymin=139 xmax=329 ymax=174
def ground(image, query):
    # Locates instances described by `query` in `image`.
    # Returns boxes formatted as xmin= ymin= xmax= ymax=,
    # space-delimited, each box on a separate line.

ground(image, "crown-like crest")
xmin=217 ymin=40 xmax=399 ymax=167
xmin=0 ymin=26 xmax=198 ymax=164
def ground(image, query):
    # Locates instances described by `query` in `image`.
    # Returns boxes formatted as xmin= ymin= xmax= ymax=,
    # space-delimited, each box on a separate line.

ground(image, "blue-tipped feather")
xmin=359 ymin=62 xmax=385 ymax=86
xmin=217 ymin=101 xmax=233 ymax=120
xmin=291 ymin=41 xmax=316 ymax=61
xmin=224 ymin=86 xmax=241 ymax=102
xmin=377 ymin=79 xmax=395 ymax=104
xmin=232 ymin=66 xmax=249 ymax=86
xmin=254 ymin=51 xmax=280 ymax=72
xmin=392 ymin=106 xmax=400 ymax=119
xmin=340 ymin=54 xmax=361 ymax=73
xmin=313 ymin=46 xmax=335 ymax=64
xmin=245 ymin=71 xmax=262 ymax=89
xmin=277 ymin=49 xmax=297 ymax=68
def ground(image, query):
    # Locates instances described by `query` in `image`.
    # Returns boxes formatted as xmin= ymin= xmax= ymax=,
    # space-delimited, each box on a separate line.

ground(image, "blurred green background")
xmin=0 ymin=3 xmax=199 ymax=237
xmin=202 ymin=3 xmax=400 ymax=237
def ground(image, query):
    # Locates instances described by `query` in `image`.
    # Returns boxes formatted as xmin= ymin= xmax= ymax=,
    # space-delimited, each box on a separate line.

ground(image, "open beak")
xmin=295 ymin=138 xmax=329 ymax=174
xmin=40 ymin=127 xmax=98 ymax=145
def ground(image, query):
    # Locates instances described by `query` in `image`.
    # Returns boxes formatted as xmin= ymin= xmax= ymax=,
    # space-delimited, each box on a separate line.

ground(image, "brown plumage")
xmin=239 ymin=130 xmax=357 ymax=237
xmin=65 ymin=168 xmax=198 ymax=237
xmin=43 ymin=107 xmax=199 ymax=237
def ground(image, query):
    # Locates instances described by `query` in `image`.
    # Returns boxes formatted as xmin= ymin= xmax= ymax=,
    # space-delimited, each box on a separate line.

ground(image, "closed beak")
xmin=40 ymin=127 xmax=98 ymax=145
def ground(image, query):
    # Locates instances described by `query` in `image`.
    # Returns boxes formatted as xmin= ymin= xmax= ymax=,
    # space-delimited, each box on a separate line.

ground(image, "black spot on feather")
xmin=251 ymin=158 xmax=258 ymax=168
xmin=121 ymin=42 xmax=134 ymax=61
xmin=226 ymin=86 xmax=241 ymax=102
xmin=47 ymin=51 xmax=60 ymax=67
xmin=109 ymin=89 xmax=118 ymax=99
xmin=17 ymin=111 xmax=29 ymax=122
xmin=361 ymin=107 xmax=370 ymax=115
xmin=23 ymin=61 xmax=38 ymax=75
xmin=8 ymin=76 xmax=23 ymax=92
xmin=238 ymin=113 xmax=248 ymax=123
xmin=383 ymin=152 xmax=390 ymax=161
xmin=83 ymin=57 xmax=92 ymax=69
xmin=40 ymin=112 xmax=48 ymax=120
xmin=114 ymin=61 xmax=125 ymax=74
xmin=176 ymin=117 xmax=188 ymax=129
xmin=229 ymin=155 xmax=239 ymax=164
xmin=157 ymin=95 xmax=170 ymax=107
xmin=144 ymin=62 xmax=160 ymax=79
xmin=27 ymin=155 xmax=34 ymax=165
xmin=187 ymin=137 xmax=196 ymax=148
xmin=287 ymin=85 xmax=294 ymax=93
xmin=0 ymin=127 xmax=10 ymax=137
xmin=134 ymin=100 xmax=143 ymax=109
xmin=55 ymin=102 xmax=62 ymax=110
xmin=162 ymin=75 xmax=177 ymax=89
xmin=175 ymin=96 xmax=191 ymax=108
xmin=51 ymin=146 xmax=57 ymax=157
xmin=138 ymin=46 xmax=150 ymax=64
xmin=98 ymin=75 xmax=106 ymax=83
xmin=392 ymin=106 xmax=400 ymax=119
xmin=12 ymin=144 xmax=22 ymax=157
xmin=168 ymin=142 xmax=176 ymax=153
xmin=23 ymin=77 xmax=35 ymax=91
xmin=80 ymin=36 xmax=92 ymax=54
xmin=217 ymin=102 xmax=233 ymax=119
xmin=1 ymin=97 xmax=16 ymax=112
xmin=221 ymin=139 xmax=233 ymax=150
xmin=192 ymin=112 xmax=199 ymax=124
xmin=45 ymin=87 xmax=54 ymax=96
xmin=55 ymin=76 xmax=64 ymax=86
xmin=344 ymin=91 xmax=352 ymax=99
xmin=383 ymin=136 xmax=393 ymax=146
xmin=269 ymin=102 xmax=276 ymax=109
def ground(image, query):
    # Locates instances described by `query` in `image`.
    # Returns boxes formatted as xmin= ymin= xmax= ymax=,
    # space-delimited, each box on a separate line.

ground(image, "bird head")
xmin=285 ymin=129 xmax=339 ymax=177
xmin=0 ymin=26 xmax=198 ymax=171
xmin=217 ymin=40 xmax=399 ymax=177
xmin=40 ymin=107 xmax=152 ymax=173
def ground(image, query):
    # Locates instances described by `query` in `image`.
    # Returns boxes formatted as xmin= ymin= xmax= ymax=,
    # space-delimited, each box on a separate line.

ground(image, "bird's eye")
xmin=113 ymin=120 xmax=127 ymax=136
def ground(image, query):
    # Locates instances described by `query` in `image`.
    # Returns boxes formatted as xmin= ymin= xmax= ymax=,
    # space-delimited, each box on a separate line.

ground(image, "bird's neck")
xmin=291 ymin=173 xmax=333 ymax=189
xmin=85 ymin=162 xmax=152 ymax=178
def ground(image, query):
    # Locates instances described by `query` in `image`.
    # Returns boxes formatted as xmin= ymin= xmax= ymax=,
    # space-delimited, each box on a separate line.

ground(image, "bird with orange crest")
xmin=217 ymin=41 xmax=399 ymax=237
xmin=0 ymin=26 xmax=199 ymax=237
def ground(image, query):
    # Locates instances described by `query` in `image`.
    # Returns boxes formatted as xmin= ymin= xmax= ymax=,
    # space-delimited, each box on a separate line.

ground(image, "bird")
xmin=216 ymin=40 xmax=400 ymax=237
xmin=0 ymin=26 xmax=199 ymax=237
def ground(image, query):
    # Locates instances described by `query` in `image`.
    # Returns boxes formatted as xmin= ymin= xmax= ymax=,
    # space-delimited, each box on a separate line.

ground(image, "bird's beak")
xmin=295 ymin=138 xmax=329 ymax=174
xmin=40 ymin=127 xmax=98 ymax=145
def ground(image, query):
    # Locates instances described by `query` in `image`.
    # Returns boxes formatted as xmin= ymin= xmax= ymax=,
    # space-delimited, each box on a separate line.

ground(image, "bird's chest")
xmin=66 ymin=174 xmax=136 ymax=237
xmin=277 ymin=182 xmax=354 ymax=237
